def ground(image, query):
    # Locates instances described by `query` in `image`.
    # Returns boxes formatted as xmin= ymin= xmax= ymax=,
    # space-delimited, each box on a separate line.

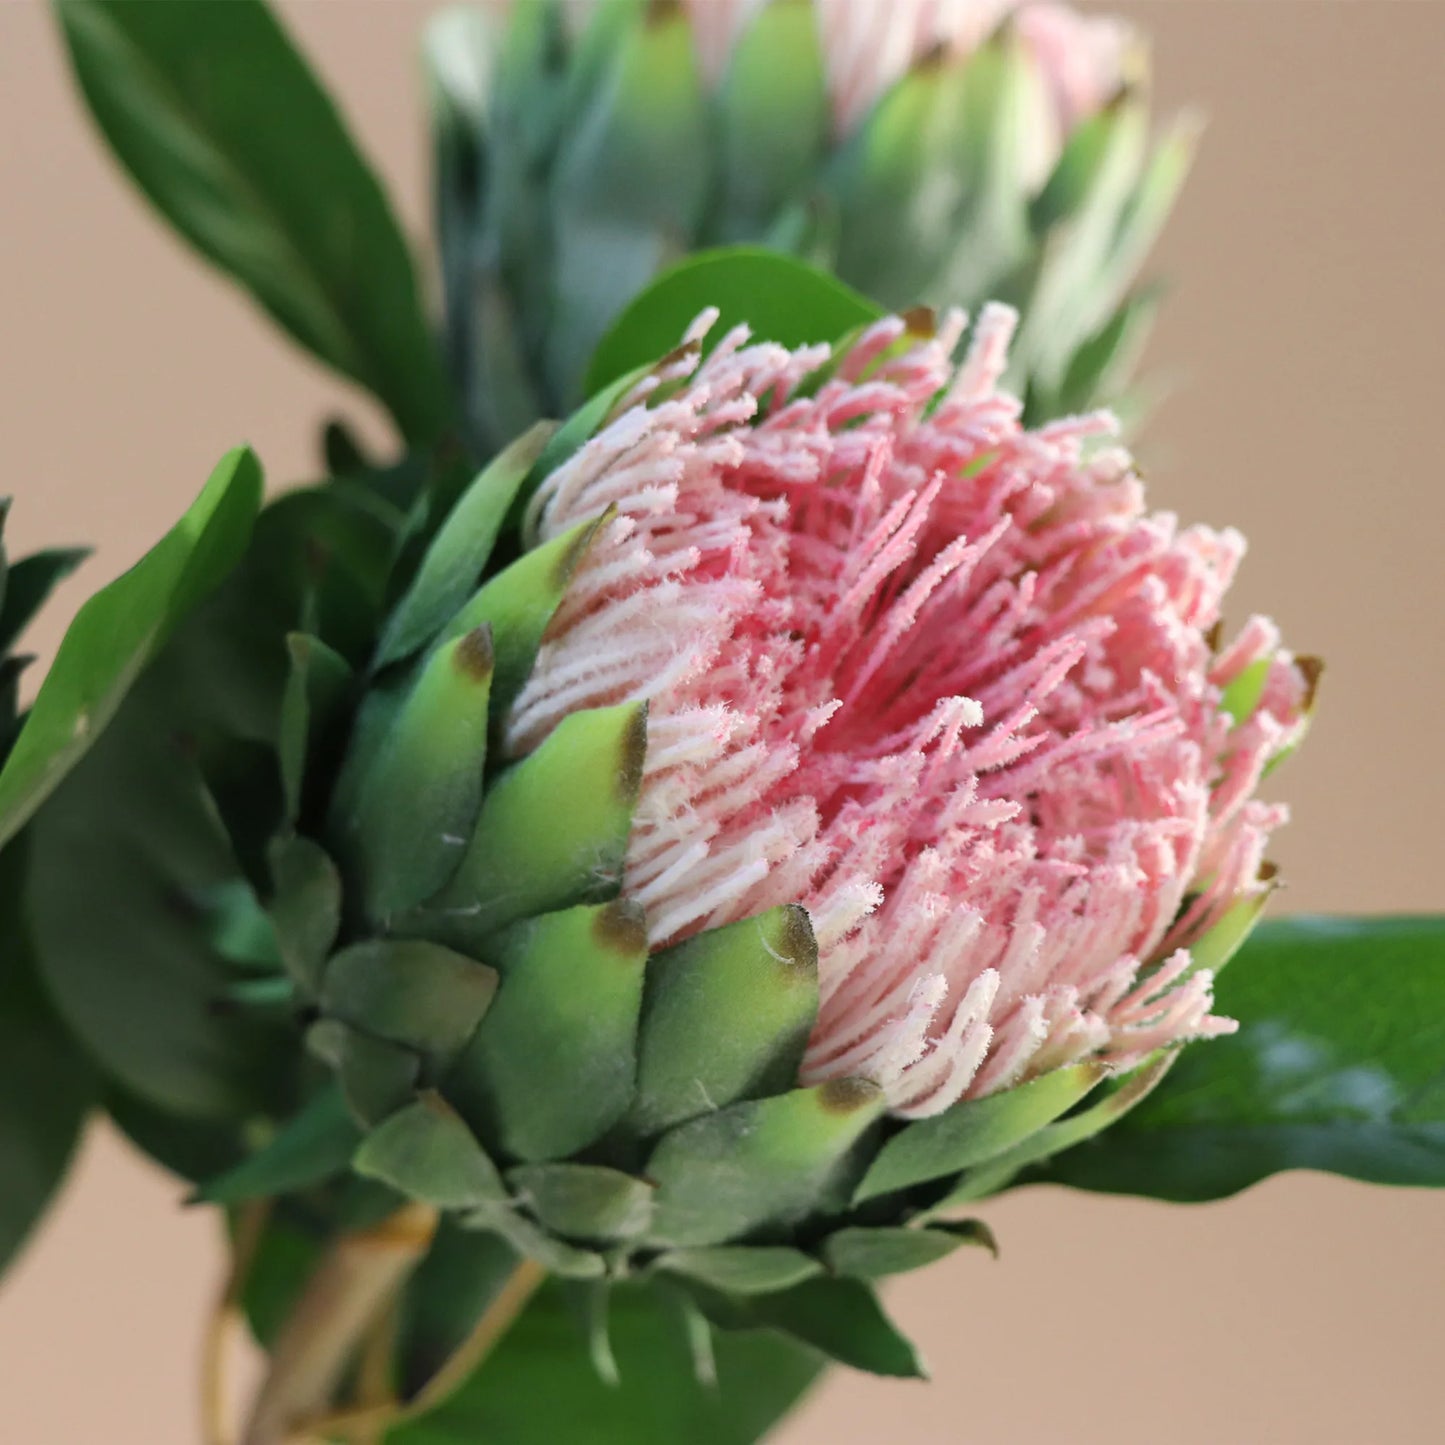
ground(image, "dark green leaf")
xmin=821 ymin=1221 xmax=996 ymax=1280
xmin=506 ymin=1162 xmax=654 ymax=1243
xmin=0 ymin=447 xmax=262 ymax=851
xmin=0 ymin=548 xmax=89 ymax=656
xmin=389 ymin=1279 xmax=823 ymax=1445
xmin=55 ymin=0 xmax=451 ymax=442
xmin=0 ymin=842 xmax=97 ymax=1277
xmin=195 ymin=1086 xmax=360 ymax=1205
xmin=1042 ymin=916 xmax=1445 ymax=1201
xmin=684 ymin=1275 xmax=924 ymax=1380
xmin=584 ymin=247 xmax=881 ymax=398
xmin=654 ymin=1246 xmax=822 ymax=1297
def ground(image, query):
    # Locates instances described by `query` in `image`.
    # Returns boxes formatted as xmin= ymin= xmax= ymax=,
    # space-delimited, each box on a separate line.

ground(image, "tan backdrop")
xmin=1 ymin=1 xmax=1441 ymax=1440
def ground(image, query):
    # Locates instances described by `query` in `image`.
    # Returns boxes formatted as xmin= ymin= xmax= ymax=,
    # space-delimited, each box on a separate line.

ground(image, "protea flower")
xmin=429 ymin=0 xmax=1192 ymax=453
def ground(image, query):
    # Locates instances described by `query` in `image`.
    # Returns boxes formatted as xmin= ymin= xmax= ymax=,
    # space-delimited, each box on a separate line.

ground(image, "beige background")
xmin=1 ymin=1 xmax=1442 ymax=1440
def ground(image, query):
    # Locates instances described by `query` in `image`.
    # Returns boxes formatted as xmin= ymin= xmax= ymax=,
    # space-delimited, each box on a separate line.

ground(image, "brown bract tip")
xmin=902 ymin=305 xmax=936 ymax=339
xmin=818 ymin=1076 xmax=883 ymax=1116
xmin=1295 ymin=655 xmax=1324 ymax=711
xmin=618 ymin=702 xmax=649 ymax=801
xmin=771 ymin=904 xmax=819 ymax=977
xmin=453 ymin=625 xmax=495 ymax=681
xmin=593 ymin=898 xmax=649 ymax=957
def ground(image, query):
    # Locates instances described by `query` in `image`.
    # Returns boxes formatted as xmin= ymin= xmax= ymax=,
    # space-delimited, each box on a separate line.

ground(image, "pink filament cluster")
xmin=508 ymin=308 xmax=1308 ymax=1118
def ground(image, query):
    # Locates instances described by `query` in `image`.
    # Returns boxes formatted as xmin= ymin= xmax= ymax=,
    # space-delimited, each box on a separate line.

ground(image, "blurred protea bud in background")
xmin=428 ymin=0 xmax=1195 ymax=453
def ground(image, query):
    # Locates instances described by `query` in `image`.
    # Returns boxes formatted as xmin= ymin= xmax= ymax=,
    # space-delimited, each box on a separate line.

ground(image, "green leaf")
xmin=277 ymin=633 xmax=353 ymax=823
xmin=0 ymin=842 xmax=97 ymax=1277
xmin=854 ymin=1062 xmax=1108 ymax=1204
xmin=266 ymin=834 xmax=343 ymax=996
xmin=195 ymin=1085 xmax=360 ymax=1205
xmin=584 ymin=247 xmax=881 ymax=398
xmin=388 ymin=1279 xmax=823 ymax=1445
xmin=683 ymin=1276 xmax=925 ymax=1380
xmin=55 ymin=0 xmax=451 ymax=443
xmin=1041 ymin=917 xmax=1445 ymax=1201
xmin=0 ymin=547 xmax=89 ymax=657
xmin=0 ymin=447 xmax=262 ymax=852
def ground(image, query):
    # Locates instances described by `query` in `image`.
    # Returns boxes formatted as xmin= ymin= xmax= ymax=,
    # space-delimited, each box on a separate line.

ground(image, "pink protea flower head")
xmin=505 ymin=309 xmax=1311 ymax=1120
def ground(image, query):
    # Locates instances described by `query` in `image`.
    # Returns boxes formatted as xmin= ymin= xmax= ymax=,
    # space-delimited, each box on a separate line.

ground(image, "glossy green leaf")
xmin=0 ymin=447 xmax=261 ymax=852
xmin=1041 ymin=916 xmax=1445 ymax=1201
xmin=684 ymin=1276 xmax=924 ymax=1380
xmin=854 ymin=1062 xmax=1107 ymax=1204
xmin=585 ymin=247 xmax=881 ymax=397
xmin=632 ymin=905 xmax=819 ymax=1136
xmin=55 ymin=0 xmax=450 ymax=442
xmin=354 ymin=1091 xmax=507 ymax=1210
xmin=0 ymin=843 xmax=97 ymax=1277
xmin=195 ymin=1086 xmax=360 ymax=1205
xmin=648 ymin=1080 xmax=886 ymax=1248
xmin=445 ymin=901 xmax=648 ymax=1162
xmin=388 ymin=1279 xmax=823 ymax=1445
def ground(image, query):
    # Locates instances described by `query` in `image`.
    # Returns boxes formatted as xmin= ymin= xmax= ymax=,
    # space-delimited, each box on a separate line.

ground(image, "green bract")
xmin=427 ymin=0 xmax=1195 ymax=452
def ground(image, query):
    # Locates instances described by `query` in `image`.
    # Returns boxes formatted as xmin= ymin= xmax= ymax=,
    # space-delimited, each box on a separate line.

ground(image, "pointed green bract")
xmin=927 ymin=1053 xmax=1177 ymax=1210
xmin=342 ymin=628 xmax=496 ymax=920
xmin=655 ymin=1246 xmax=822 ymax=1297
xmin=507 ymin=1162 xmax=655 ymax=1244
xmin=354 ymin=1091 xmax=506 ymax=1210
xmin=278 ymin=633 xmax=352 ymax=822
xmin=822 ymin=1222 xmax=996 ymax=1279
xmin=465 ymin=1206 xmax=607 ymax=1281
xmin=423 ymin=702 xmax=647 ymax=947
xmin=439 ymin=510 xmax=613 ymax=716
xmin=0 ymin=547 xmax=88 ymax=658
xmin=378 ymin=424 xmax=557 ymax=669
xmin=266 ymin=834 xmax=342 ymax=996
xmin=445 ymin=901 xmax=649 ymax=1162
xmin=854 ymin=1062 xmax=1108 ymax=1204
xmin=632 ymin=905 xmax=819 ymax=1136
xmin=320 ymin=938 xmax=498 ymax=1071
xmin=648 ymin=1080 xmax=886 ymax=1248
xmin=311 ymin=1020 xmax=420 ymax=1127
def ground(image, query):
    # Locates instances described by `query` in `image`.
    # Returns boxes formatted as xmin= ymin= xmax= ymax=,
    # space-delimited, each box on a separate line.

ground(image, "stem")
xmin=203 ymin=1200 xmax=273 ymax=1445
xmin=291 ymin=1255 xmax=548 ymax=1443
xmin=241 ymin=1204 xmax=438 ymax=1445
